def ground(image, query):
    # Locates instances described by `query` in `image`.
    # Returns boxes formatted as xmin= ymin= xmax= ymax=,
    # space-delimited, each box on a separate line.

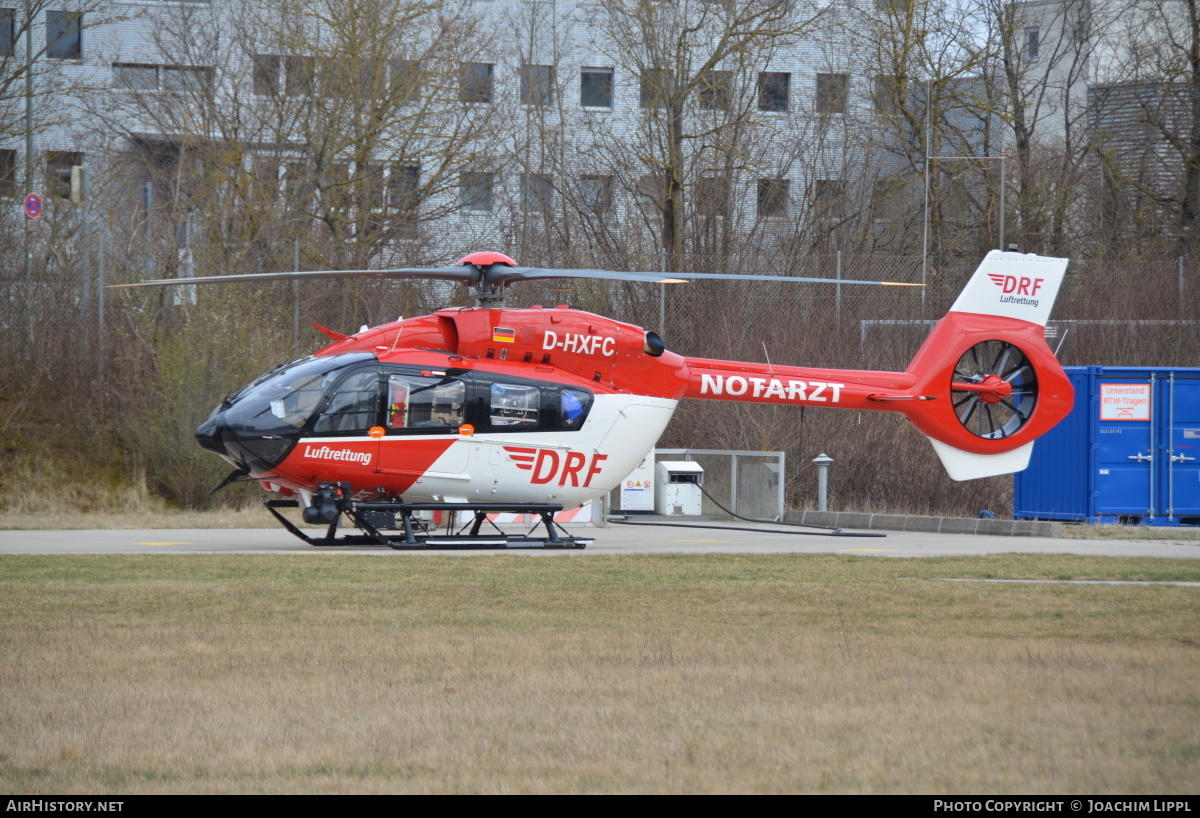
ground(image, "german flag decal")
xmin=492 ymin=326 xmax=517 ymax=343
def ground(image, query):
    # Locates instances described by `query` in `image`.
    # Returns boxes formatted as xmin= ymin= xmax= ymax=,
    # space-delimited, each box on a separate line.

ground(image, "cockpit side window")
xmin=312 ymin=369 xmax=381 ymax=434
xmin=387 ymin=373 xmax=465 ymax=431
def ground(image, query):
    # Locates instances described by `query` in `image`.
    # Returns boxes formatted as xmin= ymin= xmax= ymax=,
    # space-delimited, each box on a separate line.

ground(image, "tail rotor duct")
xmin=950 ymin=340 xmax=1039 ymax=440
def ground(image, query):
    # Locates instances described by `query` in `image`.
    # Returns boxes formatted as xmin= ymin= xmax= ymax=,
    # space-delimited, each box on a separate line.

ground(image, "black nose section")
xmin=196 ymin=414 xmax=226 ymax=456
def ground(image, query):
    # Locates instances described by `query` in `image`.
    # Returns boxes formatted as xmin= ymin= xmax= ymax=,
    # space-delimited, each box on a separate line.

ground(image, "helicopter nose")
xmin=195 ymin=414 xmax=227 ymax=457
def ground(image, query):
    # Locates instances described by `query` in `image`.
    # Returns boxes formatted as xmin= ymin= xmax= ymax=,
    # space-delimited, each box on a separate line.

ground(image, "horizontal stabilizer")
xmin=926 ymin=437 xmax=1034 ymax=481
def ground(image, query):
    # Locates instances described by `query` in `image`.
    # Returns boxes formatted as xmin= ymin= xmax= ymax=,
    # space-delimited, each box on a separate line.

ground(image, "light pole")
xmin=24 ymin=0 xmax=33 ymax=286
xmin=23 ymin=0 xmax=34 ymax=345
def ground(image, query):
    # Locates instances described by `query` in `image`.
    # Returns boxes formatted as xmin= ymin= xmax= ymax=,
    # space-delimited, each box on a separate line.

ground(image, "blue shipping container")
xmin=1014 ymin=367 xmax=1200 ymax=525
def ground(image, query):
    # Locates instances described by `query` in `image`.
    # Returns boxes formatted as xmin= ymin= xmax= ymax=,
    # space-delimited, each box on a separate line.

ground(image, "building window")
xmin=114 ymin=63 xmax=210 ymax=92
xmin=357 ymin=163 xmax=386 ymax=213
xmin=323 ymin=162 xmax=351 ymax=211
xmin=520 ymin=64 xmax=554 ymax=105
xmin=252 ymin=156 xmax=280 ymax=200
xmin=252 ymin=54 xmax=281 ymax=95
xmin=640 ymin=68 xmax=671 ymax=109
xmin=284 ymin=55 xmax=316 ymax=96
xmin=460 ymin=62 xmax=493 ymax=103
xmin=162 ymin=66 xmax=211 ymax=93
xmin=636 ymin=172 xmax=663 ymax=210
xmin=580 ymin=67 xmax=612 ymax=108
xmin=520 ymin=173 xmax=553 ymax=211
xmin=816 ymin=73 xmax=849 ymax=114
xmin=389 ymin=164 xmax=419 ymax=238
xmin=113 ymin=63 xmax=158 ymax=90
xmin=1026 ymin=28 xmax=1040 ymax=61
xmin=0 ymin=148 xmax=16 ymax=197
xmin=579 ymin=174 xmax=612 ymax=213
xmin=699 ymin=70 xmax=731 ymax=111
xmin=696 ymin=176 xmax=729 ymax=217
xmin=46 ymin=10 xmax=82 ymax=60
xmin=459 ymin=171 xmax=493 ymax=212
xmin=391 ymin=59 xmax=420 ymax=102
xmin=873 ymin=74 xmax=898 ymax=114
xmin=388 ymin=165 xmax=419 ymax=210
xmin=285 ymin=161 xmax=314 ymax=209
xmin=814 ymin=179 xmax=847 ymax=219
xmin=45 ymin=151 xmax=83 ymax=200
xmin=0 ymin=9 xmax=14 ymax=57
xmin=758 ymin=72 xmax=789 ymax=112
xmin=757 ymin=178 xmax=788 ymax=218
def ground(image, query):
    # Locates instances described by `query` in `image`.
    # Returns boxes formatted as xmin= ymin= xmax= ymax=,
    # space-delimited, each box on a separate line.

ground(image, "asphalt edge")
xmin=782 ymin=511 xmax=1064 ymax=538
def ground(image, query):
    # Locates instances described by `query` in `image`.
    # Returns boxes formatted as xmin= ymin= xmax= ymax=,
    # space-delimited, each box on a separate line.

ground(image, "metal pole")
xmin=999 ymin=153 xmax=1006 ymax=251
xmin=835 ymin=249 xmax=842 ymax=331
xmin=143 ymin=181 xmax=153 ymax=278
xmin=23 ymin=0 xmax=33 ymax=346
xmin=659 ymin=247 xmax=666 ymax=336
xmin=776 ymin=451 xmax=785 ymax=522
xmin=80 ymin=165 xmax=90 ymax=323
xmin=730 ymin=453 xmax=738 ymax=517
xmin=293 ymin=237 xmax=301 ymax=357
xmin=23 ymin=0 xmax=32 ymax=288
xmin=98 ymin=235 xmax=105 ymax=380
xmin=813 ymin=453 xmax=833 ymax=512
xmin=921 ymin=78 xmax=930 ymax=313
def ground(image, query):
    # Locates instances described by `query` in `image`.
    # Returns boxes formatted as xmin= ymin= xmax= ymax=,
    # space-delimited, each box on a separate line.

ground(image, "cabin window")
xmin=490 ymin=383 xmax=539 ymax=427
xmin=387 ymin=373 xmax=465 ymax=430
xmin=560 ymin=389 xmax=591 ymax=429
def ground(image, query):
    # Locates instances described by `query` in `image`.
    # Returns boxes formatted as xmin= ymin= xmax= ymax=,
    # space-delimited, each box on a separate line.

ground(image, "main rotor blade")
xmin=108 ymin=266 xmax=477 ymax=288
xmin=111 ymin=263 xmax=922 ymax=290
xmin=496 ymin=266 xmax=921 ymax=287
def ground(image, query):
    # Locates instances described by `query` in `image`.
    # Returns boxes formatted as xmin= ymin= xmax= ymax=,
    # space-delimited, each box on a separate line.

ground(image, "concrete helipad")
xmin=0 ymin=521 xmax=1197 ymax=559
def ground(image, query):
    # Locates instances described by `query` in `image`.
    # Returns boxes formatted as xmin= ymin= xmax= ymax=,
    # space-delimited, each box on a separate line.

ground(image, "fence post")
xmin=835 ymin=249 xmax=842 ymax=332
xmin=294 ymin=237 xmax=301 ymax=358
xmin=80 ymin=165 xmax=90 ymax=341
xmin=98 ymin=235 xmax=105 ymax=380
xmin=143 ymin=182 xmax=153 ymax=278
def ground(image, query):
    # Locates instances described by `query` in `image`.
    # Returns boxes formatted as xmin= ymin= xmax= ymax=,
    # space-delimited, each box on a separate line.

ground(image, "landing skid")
xmin=265 ymin=498 xmax=592 ymax=550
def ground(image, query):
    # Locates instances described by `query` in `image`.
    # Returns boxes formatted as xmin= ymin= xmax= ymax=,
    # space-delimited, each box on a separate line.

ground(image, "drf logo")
xmin=987 ymin=273 xmax=1044 ymax=296
xmin=504 ymin=446 xmax=609 ymax=487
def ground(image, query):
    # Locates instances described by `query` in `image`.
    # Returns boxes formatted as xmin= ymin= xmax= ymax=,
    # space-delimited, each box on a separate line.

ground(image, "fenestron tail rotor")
xmin=950 ymin=340 xmax=1039 ymax=440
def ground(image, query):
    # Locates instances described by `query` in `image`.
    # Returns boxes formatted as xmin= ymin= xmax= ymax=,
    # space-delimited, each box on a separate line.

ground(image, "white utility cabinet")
xmin=654 ymin=461 xmax=704 ymax=516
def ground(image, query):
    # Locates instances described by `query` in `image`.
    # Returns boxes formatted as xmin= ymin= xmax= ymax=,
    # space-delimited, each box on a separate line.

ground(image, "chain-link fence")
xmin=2 ymin=228 xmax=1197 ymax=514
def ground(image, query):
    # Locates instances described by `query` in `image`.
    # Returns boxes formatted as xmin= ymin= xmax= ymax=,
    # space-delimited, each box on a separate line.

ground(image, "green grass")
xmin=1 ymin=554 xmax=1198 ymax=793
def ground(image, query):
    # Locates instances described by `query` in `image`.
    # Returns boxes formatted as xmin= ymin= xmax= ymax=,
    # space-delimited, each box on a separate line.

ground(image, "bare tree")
xmin=1087 ymin=0 xmax=1200 ymax=256
xmin=846 ymin=0 xmax=1004 ymax=257
xmin=578 ymin=0 xmax=828 ymax=271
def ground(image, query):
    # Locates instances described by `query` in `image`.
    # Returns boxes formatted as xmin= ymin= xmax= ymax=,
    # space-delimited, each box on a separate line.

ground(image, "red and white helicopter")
xmin=119 ymin=250 xmax=1073 ymax=548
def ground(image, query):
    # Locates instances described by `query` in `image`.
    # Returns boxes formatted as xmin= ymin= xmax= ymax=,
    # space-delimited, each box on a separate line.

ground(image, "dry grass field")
xmin=1 ymin=553 xmax=1197 ymax=794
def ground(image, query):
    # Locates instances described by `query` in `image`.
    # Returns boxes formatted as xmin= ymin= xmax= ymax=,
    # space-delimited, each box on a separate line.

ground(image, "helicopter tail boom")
xmin=681 ymin=252 xmax=1073 ymax=480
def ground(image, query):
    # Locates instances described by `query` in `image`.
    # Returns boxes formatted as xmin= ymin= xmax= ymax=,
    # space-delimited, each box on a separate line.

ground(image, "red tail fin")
xmin=900 ymin=252 xmax=1073 ymax=479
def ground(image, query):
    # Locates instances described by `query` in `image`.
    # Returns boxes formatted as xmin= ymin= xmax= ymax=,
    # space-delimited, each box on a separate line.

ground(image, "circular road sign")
xmin=23 ymin=193 xmax=42 ymax=220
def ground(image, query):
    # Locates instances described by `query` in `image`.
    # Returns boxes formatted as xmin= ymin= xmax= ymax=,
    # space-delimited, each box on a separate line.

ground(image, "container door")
xmin=1166 ymin=375 xmax=1200 ymax=521
xmin=1094 ymin=377 xmax=1155 ymax=519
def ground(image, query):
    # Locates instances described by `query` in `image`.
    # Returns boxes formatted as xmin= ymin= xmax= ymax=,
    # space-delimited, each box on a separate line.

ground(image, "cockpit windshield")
xmin=216 ymin=353 xmax=376 ymax=469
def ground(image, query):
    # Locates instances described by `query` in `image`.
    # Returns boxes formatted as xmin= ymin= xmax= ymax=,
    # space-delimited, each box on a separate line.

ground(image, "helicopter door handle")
xmin=1172 ymin=453 xmax=1196 ymax=462
xmin=1128 ymin=452 xmax=1153 ymax=462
